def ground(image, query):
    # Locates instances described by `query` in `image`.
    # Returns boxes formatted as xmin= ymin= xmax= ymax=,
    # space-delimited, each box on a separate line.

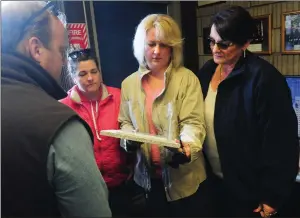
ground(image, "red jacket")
xmin=60 ymin=84 xmax=128 ymax=188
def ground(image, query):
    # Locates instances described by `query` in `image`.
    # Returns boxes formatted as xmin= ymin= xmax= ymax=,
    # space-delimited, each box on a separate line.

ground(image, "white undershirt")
xmin=204 ymin=84 xmax=223 ymax=178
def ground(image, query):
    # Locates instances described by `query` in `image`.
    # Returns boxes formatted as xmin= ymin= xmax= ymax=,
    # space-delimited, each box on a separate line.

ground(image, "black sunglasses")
xmin=16 ymin=1 xmax=61 ymax=47
xmin=208 ymin=37 xmax=234 ymax=50
xmin=68 ymin=49 xmax=92 ymax=60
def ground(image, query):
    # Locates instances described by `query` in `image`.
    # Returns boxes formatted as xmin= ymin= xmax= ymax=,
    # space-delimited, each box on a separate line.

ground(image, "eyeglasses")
xmin=16 ymin=1 xmax=61 ymax=47
xmin=208 ymin=37 xmax=234 ymax=50
xmin=68 ymin=49 xmax=92 ymax=61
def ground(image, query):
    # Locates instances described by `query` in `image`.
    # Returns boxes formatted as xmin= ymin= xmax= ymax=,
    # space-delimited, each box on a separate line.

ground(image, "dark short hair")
xmin=68 ymin=48 xmax=100 ymax=75
xmin=211 ymin=6 xmax=256 ymax=46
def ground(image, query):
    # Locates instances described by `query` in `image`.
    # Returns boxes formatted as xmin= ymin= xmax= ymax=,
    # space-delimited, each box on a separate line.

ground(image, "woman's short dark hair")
xmin=211 ymin=6 xmax=256 ymax=46
xmin=68 ymin=48 xmax=100 ymax=75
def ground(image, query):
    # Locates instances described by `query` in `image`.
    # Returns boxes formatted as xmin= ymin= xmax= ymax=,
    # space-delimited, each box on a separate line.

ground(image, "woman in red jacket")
xmin=60 ymin=48 xmax=132 ymax=217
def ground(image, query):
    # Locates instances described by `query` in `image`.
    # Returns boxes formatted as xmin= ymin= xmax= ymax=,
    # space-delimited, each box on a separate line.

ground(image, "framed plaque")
xmin=248 ymin=14 xmax=272 ymax=54
xmin=100 ymin=129 xmax=180 ymax=148
xmin=282 ymin=10 xmax=300 ymax=54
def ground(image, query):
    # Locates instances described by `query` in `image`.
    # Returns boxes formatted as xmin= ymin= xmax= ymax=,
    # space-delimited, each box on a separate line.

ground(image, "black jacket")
xmin=197 ymin=52 xmax=299 ymax=209
xmin=1 ymin=52 xmax=91 ymax=217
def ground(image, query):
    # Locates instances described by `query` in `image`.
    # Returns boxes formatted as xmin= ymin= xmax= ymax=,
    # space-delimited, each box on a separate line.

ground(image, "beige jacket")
xmin=118 ymin=63 xmax=207 ymax=201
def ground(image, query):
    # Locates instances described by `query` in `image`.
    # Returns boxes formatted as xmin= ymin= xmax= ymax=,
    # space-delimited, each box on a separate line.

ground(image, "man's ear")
xmin=28 ymin=37 xmax=45 ymax=63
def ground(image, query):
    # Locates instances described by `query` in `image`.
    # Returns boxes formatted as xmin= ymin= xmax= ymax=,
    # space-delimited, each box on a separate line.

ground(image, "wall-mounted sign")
xmin=67 ymin=23 xmax=89 ymax=49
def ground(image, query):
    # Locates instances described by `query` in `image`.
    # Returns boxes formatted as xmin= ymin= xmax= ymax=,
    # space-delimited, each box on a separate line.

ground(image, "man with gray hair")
xmin=1 ymin=1 xmax=111 ymax=217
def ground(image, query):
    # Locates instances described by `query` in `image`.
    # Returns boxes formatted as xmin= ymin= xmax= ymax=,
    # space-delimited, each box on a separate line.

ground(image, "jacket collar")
xmin=206 ymin=50 xmax=253 ymax=82
xmin=1 ymin=52 xmax=67 ymax=100
xmin=68 ymin=83 xmax=111 ymax=104
xmin=138 ymin=62 xmax=174 ymax=86
xmin=226 ymin=51 xmax=248 ymax=79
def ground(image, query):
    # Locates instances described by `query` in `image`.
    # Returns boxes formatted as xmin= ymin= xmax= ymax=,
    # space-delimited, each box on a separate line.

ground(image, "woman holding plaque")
xmin=197 ymin=6 xmax=299 ymax=217
xmin=118 ymin=14 xmax=210 ymax=217
xmin=60 ymin=48 xmax=133 ymax=217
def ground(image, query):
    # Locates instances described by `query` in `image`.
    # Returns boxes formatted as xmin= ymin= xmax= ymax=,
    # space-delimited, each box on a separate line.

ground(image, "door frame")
xmin=85 ymin=1 xmax=182 ymax=72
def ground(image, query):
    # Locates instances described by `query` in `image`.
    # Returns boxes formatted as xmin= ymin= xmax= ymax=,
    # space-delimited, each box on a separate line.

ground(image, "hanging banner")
xmin=67 ymin=23 xmax=89 ymax=49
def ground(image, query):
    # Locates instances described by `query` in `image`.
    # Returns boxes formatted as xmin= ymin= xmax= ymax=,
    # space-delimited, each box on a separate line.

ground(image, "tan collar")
xmin=69 ymin=84 xmax=111 ymax=104
xmin=138 ymin=62 xmax=173 ymax=84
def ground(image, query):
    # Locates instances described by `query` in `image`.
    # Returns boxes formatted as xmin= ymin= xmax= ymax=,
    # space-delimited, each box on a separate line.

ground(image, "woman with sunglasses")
xmin=60 ymin=49 xmax=132 ymax=217
xmin=118 ymin=14 xmax=210 ymax=217
xmin=197 ymin=6 xmax=299 ymax=218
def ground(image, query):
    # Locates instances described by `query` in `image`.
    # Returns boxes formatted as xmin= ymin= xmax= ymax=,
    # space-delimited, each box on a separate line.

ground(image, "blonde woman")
xmin=118 ymin=14 xmax=210 ymax=217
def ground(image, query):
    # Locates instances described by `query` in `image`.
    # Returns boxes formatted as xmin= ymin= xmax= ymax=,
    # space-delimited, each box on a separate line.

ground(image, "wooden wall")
xmin=197 ymin=1 xmax=300 ymax=75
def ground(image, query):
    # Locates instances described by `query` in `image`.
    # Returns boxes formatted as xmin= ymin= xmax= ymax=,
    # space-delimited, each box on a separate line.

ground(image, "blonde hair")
xmin=133 ymin=14 xmax=183 ymax=69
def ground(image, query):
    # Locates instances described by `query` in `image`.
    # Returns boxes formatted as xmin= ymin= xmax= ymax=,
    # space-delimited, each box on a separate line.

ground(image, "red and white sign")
xmin=67 ymin=23 xmax=89 ymax=49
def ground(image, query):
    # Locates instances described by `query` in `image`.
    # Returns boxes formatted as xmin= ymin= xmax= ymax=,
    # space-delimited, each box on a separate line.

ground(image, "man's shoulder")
xmin=54 ymin=119 xmax=92 ymax=139
xmin=59 ymin=95 xmax=75 ymax=109
xmin=2 ymin=83 xmax=74 ymax=117
xmin=53 ymin=117 xmax=94 ymax=146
